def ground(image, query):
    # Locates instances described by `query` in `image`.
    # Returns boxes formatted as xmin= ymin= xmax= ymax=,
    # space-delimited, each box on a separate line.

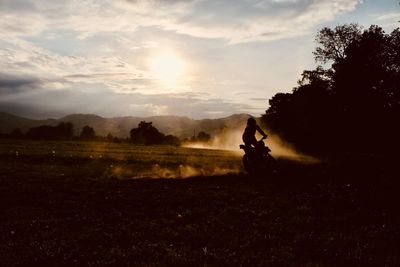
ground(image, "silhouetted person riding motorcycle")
xmin=242 ymin=117 xmax=268 ymax=148
xmin=240 ymin=118 xmax=276 ymax=175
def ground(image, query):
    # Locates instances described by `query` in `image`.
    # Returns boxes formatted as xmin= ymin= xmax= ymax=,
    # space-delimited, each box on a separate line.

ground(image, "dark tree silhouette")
xmin=164 ymin=135 xmax=180 ymax=145
xmin=262 ymin=24 xmax=400 ymax=155
xmin=313 ymin=23 xmax=362 ymax=64
xmin=80 ymin=125 xmax=96 ymax=140
xmin=130 ymin=121 xmax=180 ymax=145
xmin=10 ymin=128 xmax=23 ymax=139
xmin=27 ymin=125 xmax=54 ymax=140
xmin=106 ymin=133 xmax=113 ymax=140
xmin=55 ymin=122 xmax=74 ymax=139
xmin=130 ymin=121 xmax=165 ymax=145
xmin=26 ymin=122 xmax=74 ymax=140
xmin=197 ymin=131 xmax=211 ymax=142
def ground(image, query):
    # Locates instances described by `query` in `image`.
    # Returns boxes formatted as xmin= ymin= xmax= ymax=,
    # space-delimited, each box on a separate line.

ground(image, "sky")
xmin=0 ymin=0 xmax=399 ymax=119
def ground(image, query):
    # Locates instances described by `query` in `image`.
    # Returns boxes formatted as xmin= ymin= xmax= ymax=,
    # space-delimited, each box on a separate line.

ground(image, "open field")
xmin=0 ymin=140 xmax=242 ymax=179
xmin=1 ymin=140 xmax=400 ymax=266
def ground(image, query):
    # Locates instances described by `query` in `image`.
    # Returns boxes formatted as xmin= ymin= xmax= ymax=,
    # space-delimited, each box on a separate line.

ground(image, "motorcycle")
xmin=239 ymin=137 xmax=277 ymax=176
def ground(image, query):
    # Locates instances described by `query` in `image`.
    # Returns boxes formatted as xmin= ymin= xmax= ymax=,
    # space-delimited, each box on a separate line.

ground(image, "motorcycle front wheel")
xmin=242 ymin=154 xmax=253 ymax=174
xmin=242 ymin=154 xmax=277 ymax=177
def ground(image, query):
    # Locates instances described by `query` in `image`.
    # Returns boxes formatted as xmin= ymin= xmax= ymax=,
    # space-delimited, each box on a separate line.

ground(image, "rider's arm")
xmin=256 ymin=125 xmax=268 ymax=138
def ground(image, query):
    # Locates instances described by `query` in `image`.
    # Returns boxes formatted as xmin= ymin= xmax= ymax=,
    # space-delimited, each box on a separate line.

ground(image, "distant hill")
xmin=0 ymin=112 xmax=58 ymax=134
xmin=0 ymin=112 xmax=252 ymax=138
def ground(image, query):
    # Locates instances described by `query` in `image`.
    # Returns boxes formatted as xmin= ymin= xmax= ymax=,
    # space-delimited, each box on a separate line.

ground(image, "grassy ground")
xmin=0 ymin=140 xmax=241 ymax=178
xmin=0 ymin=140 xmax=399 ymax=266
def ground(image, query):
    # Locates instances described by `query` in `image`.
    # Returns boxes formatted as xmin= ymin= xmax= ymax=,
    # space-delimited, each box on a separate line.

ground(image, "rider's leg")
xmin=249 ymin=136 xmax=258 ymax=147
xmin=243 ymin=134 xmax=257 ymax=148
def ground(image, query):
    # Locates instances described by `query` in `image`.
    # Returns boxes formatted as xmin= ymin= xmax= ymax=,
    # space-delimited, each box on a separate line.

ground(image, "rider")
xmin=242 ymin=117 xmax=268 ymax=147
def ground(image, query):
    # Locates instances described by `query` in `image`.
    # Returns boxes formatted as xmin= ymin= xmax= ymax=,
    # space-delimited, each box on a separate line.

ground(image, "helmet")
xmin=247 ymin=117 xmax=256 ymax=125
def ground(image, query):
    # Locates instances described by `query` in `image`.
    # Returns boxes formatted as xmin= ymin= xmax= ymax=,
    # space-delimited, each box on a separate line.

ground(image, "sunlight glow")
xmin=149 ymin=52 xmax=185 ymax=89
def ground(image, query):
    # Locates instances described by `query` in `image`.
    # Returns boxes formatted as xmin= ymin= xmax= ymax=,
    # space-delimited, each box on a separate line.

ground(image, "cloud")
xmin=0 ymin=0 xmax=362 ymax=119
xmin=374 ymin=12 xmax=400 ymax=29
xmin=250 ymin=98 xmax=267 ymax=101
xmin=120 ymin=0 xmax=361 ymax=43
xmin=0 ymin=74 xmax=41 ymax=91
xmin=0 ymin=0 xmax=361 ymax=43
xmin=0 ymin=0 xmax=361 ymax=88
xmin=0 ymin=87 xmax=255 ymax=119
xmin=0 ymin=35 xmax=153 ymax=94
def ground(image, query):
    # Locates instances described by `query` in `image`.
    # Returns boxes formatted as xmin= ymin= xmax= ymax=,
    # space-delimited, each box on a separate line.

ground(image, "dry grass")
xmin=0 ymin=140 xmax=399 ymax=266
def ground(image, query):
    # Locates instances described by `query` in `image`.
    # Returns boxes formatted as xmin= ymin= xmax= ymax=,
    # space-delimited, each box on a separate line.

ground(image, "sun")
xmin=149 ymin=52 xmax=185 ymax=88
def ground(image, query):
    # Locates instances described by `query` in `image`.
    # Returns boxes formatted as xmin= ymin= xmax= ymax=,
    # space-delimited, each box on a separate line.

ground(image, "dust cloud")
xmin=106 ymin=164 xmax=241 ymax=179
xmin=136 ymin=164 xmax=241 ymax=179
xmin=184 ymin=127 xmax=319 ymax=163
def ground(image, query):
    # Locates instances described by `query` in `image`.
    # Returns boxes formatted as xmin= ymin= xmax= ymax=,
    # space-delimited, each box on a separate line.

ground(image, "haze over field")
xmin=1 ymin=2 xmax=400 ymax=265
xmin=0 ymin=112 xmax=250 ymax=138
xmin=1 ymin=0 xmax=398 ymax=119
xmin=0 ymin=111 xmax=318 ymax=162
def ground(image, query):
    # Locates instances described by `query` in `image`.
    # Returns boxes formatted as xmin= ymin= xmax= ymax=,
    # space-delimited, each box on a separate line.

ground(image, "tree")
xmin=197 ymin=131 xmax=211 ymax=142
xmin=106 ymin=133 xmax=113 ymax=141
xmin=10 ymin=128 xmax=23 ymax=139
xmin=80 ymin=125 xmax=96 ymax=140
xmin=164 ymin=135 xmax=180 ymax=145
xmin=26 ymin=122 xmax=74 ymax=140
xmin=55 ymin=122 xmax=74 ymax=139
xmin=130 ymin=121 xmax=165 ymax=145
xmin=313 ymin=23 xmax=362 ymax=64
xmin=330 ymin=25 xmax=400 ymax=152
xmin=262 ymin=24 xmax=400 ymax=155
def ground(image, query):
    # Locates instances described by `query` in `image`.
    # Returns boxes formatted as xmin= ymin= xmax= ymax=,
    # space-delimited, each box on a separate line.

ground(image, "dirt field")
xmin=0 ymin=140 xmax=399 ymax=266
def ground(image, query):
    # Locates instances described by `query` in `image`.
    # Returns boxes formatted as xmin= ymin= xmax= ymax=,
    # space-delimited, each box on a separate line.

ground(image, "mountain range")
xmin=0 ymin=112 xmax=252 ymax=138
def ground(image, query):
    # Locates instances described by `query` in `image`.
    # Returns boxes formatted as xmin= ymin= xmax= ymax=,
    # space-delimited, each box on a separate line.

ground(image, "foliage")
xmin=164 ymin=134 xmax=180 ymax=145
xmin=313 ymin=23 xmax=362 ymax=64
xmin=10 ymin=128 xmax=23 ymax=139
xmin=130 ymin=121 xmax=180 ymax=145
xmin=106 ymin=133 xmax=113 ymax=141
xmin=26 ymin=122 xmax=74 ymax=140
xmin=263 ymin=24 xmax=400 ymax=155
xmin=196 ymin=131 xmax=212 ymax=142
xmin=80 ymin=125 xmax=96 ymax=140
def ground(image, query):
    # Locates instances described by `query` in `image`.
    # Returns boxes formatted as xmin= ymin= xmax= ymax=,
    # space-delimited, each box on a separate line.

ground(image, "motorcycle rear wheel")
xmin=242 ymin=154 xmax=277 ymax=177
xmin=242 ymin=154 xmax=254 ymax=174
